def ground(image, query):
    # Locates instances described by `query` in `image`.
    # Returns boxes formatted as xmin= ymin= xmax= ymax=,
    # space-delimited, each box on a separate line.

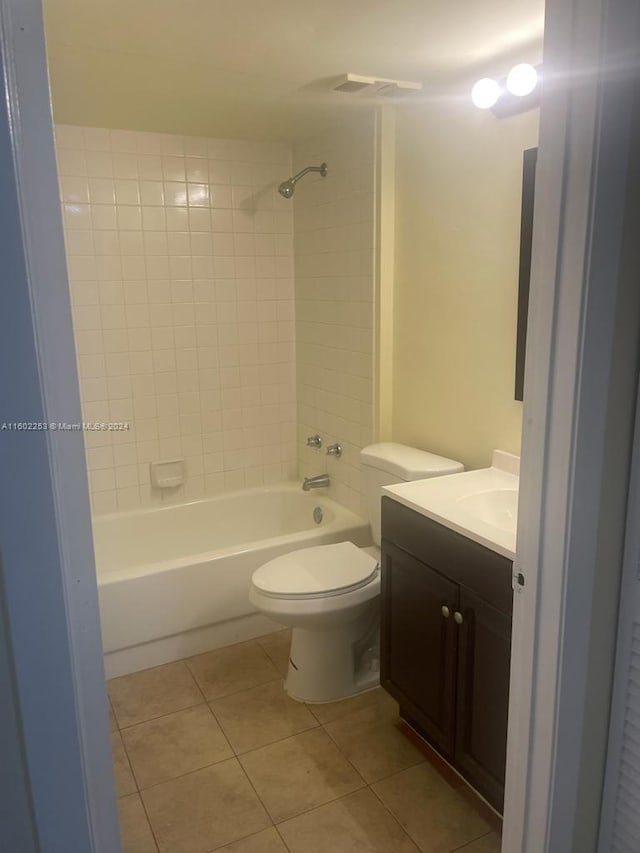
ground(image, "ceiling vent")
xmin=332 ymin=73 xmax=423 ymax=97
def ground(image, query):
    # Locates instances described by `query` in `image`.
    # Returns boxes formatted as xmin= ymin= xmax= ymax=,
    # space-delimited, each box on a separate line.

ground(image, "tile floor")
xmin=108 ymin=630 xmax=502 ymax=853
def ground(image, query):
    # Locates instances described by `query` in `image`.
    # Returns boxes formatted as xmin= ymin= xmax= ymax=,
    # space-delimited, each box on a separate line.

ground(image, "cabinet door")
xmin=381 ymin=543 xmax=458 ymax=756
xmin=454 ymin=587 xmax=512 ymax=812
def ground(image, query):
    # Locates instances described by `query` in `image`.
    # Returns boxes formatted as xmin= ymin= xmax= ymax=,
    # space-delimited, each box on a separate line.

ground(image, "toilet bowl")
xmin=250 ymin=443 xmax=463 ymax=703
xmin=250 ymin=541 xmax=381 ymax=702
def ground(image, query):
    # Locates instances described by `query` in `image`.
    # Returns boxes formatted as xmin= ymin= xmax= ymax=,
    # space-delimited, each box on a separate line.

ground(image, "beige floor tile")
xmin=109 ymin=662 xmax=203 ymax=727
xmin=142 ymin=758 xmax=270 ymax=853
xmin=210 ymin=679 xmax=318 ymax=753
xmin=324 ymin=691 xmax=424 ymax=782
xmin=215 ymin=826 xmax=288 ymax=852
xmin=117 ymin=793 xmax=157 ymax=853
xmin=278 ymin=788 xmax=420 ymax=853
xmin=308 ymin=686 xmax=397 ymax=725
xmin=240 ymin=728 xmax=365 ymax=822
xmin=121 ymin=704 xmax=233 ymax=789
xmin=186 ymin=640 xmax=280 ymax=700
xmin=111 ymin=731 xmax=136 ymax=797
xmin=455 ymin=832 xmax=502 ymax=852
xmin=372 ymin=764 xmax=490 ymax=853
xmin=256 ymin=629 xmax=291 ymax=676
xmin=109 ymin=701 xmax=118 ymax=732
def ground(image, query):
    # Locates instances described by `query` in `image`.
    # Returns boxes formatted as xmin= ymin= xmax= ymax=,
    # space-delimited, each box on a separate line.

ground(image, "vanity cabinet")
xmin=380 ymin=496 xmax=513 ymax=812
xmin=384 ymin=543 xmax=458 ymax=755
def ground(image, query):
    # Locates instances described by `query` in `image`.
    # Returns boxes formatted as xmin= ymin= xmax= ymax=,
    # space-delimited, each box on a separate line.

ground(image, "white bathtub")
xmin=94 ymin=484 xmax=371 ymax=677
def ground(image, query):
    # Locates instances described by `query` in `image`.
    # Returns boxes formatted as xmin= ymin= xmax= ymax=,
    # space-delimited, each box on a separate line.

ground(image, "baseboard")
xmin=103 ymin=612 xmax=281 ymax=678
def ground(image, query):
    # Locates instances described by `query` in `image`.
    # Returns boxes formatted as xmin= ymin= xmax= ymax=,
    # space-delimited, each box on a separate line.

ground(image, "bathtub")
xmin=94 ymin=483 xmax=371 ymax=677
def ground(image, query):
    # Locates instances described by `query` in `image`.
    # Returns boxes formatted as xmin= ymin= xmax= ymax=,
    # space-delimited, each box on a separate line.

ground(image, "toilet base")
xmin=284 ymin=613 xmax=380 ymax=704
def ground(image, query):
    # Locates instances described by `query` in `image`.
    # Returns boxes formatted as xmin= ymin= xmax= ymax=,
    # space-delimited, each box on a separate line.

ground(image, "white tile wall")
xmin=55 ymin=125 xmax=297 ymax=514
xmin=293 ymin=114 xmax=377 ymax=516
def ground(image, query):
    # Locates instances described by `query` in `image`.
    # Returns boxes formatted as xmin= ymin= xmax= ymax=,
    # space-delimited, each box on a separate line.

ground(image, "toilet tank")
xmin=360 ymin=443 xmax=464 ymax=546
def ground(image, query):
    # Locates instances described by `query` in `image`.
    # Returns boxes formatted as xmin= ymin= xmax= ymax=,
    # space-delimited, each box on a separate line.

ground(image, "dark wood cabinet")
xmin=381 ymin=497 xmax=513 ymax=813
xmin=454 ymin=589 xmax=512 ymax=809
xmin=382 ymin=543 xmax=458 ymax=755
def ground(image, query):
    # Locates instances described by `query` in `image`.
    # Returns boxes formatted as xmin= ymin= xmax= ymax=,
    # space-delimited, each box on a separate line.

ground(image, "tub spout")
xmin=302 ymin=474 xmax=330 ymax=491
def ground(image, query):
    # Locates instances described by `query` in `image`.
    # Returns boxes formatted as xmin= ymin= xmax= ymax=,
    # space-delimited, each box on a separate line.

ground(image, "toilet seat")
xmin=252 ymin=541 xmax=379 ymax=600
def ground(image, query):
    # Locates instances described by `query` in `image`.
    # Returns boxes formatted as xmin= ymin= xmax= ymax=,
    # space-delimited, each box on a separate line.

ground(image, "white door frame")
xmin=597 ymin=377 xmax=640 ymax=850
xmin=0 ymin=1 xmax=120 ymax=850
xmin=2 ymin=0 xmax=639 ymax=850
xmin=503 ymin=0 xmax=640 ymax=850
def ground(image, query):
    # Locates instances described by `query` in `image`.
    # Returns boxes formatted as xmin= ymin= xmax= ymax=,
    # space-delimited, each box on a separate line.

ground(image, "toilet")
xmin=249 ymin=443 xmax=463 ymax=703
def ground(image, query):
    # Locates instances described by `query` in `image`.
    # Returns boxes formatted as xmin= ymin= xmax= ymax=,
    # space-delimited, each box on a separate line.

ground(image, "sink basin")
xmin=457 ymin=489 xmax=518 ymax=531
xmin=383 ymin=451 xmax=519 ymax=558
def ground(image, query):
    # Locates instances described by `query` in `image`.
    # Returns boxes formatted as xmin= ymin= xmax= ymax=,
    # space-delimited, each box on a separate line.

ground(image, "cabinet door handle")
xmin=441 ymin=605 xmax=450 ymax=619
xmin=454 ymin=611 xmax=464 ymax=625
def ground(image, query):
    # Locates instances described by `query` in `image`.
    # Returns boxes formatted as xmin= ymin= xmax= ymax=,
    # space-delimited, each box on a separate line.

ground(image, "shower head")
xmin=278 ymin=179 xmax=296 ymax=199
xmin=278 ymin=162 xmax=328 ymax=199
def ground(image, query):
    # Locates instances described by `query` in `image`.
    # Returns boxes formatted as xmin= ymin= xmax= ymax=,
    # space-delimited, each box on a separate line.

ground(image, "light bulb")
xmin=471 ymin=78 xmax=500 ymax=109
xmin=506 ymin=63 xmax=538 ymax=97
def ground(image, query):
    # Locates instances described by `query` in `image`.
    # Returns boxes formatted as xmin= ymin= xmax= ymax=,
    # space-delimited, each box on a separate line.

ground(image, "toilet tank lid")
xmin=360 ymin=443 xmax=463 ymax=480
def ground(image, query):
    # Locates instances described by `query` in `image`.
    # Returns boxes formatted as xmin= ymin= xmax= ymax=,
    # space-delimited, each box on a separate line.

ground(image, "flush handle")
xmin=454 ymin=611 xmax=464 ymax=625
xmin=441 ymin=605 xmax=450 ymax=619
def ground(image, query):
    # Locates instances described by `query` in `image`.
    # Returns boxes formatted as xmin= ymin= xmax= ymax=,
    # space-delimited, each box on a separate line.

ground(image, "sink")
xmin=383 ymin=452 xmax=520 ymax=558
xmin=456 ymin=489 xmax=518 ymax=531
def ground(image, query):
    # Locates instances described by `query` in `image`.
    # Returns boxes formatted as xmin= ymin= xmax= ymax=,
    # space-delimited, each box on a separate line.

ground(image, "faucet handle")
xmin=306 ymin=434 xmax=322 ymax=448
xmin=326 ymin=442 xmax=342 ymax=458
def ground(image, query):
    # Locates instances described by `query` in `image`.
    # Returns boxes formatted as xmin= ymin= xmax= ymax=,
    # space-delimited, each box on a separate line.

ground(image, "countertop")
xmin=382 ymin=451 xmax=519 ymax=560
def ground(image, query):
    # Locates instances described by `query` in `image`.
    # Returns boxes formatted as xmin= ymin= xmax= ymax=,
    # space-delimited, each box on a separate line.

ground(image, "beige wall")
xmin=293 ymin=114 xmax=376 ymax=516
xmin=389 ymin=102 xmax=538 ymax=470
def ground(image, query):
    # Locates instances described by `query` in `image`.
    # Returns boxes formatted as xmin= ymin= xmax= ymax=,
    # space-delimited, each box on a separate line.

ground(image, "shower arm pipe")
xmin=289 ymin=162 xmax=328 ymax=185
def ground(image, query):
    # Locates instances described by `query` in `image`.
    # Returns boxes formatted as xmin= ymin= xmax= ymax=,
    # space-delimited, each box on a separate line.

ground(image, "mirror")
xmin=515 ymin=146 xmax=538 ymax=401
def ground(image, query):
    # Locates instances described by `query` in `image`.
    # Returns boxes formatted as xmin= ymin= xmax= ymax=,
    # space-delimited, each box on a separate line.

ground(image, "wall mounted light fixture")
xmin=472 ymin=63 xmax=541 ymax=117
xmin=471 ymin=77 xmax=501 ymax=109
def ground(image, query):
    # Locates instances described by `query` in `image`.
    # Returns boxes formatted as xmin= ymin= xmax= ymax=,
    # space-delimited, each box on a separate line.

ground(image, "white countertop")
xmin=382 ymin=451 xmax=519 ymax=559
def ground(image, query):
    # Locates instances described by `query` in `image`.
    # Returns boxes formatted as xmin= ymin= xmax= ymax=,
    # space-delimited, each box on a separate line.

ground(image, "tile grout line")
xmin=366 ymin=782 xmax=425 ymax=851
xmin=205 ymin=699 xmax=245 ymax=759
xmin=317 ymin=706 xmax=427 ymax=787
xmin=272 ymin=785 xmax=418 ymax=851
xmin=112 ymin=729 xmax=139 ymax=801
xmin=202 ymin=823 xmax=294 ymax=853
xmin=107 ymin=695 xmax=117 ymax=729
xmin=113 ymin=685 xmax=324 ymax=802
xmin=269 ymin=786 xmax=370 ymax=830
xmin=115 ymin=698 xmax=203 ymax=732
xmin=392 ymin=718 xmax=503 ymax=834
xmin=110 ymin=637 xmax=284 ymax=730
xmin=190 ymin=690 xmax=237 ymax=756
xmin=113 ymin=659 xmax=423 ymax=795
xmin=367 ymin=771 xmax=495 ymax=853
xmin=273 ymin=823 xmax=295 ymax=853
xmin=134 ymin=793 xmax=161 ymax=853
xmin=319 ymin=718 xmax=377 ymax=785
xmin=113 ymin=675 xmax=283 ymax=732
xmin=117 ymin=733 xmax=161 ymax=853
xmin=126 ymin=753 xmax=244 ymax=798
xmin=203 ymin=736 xmax=299 ymax=853
xmin=184 ymin=638 xmax=283 ymax=701
xmin=449 ymin=830 xmax=497 ymax=852
xmin=206 ymin=707 xmax=321 ymax=760
xmin=183 ymin=655 xmax=218 ymax=705
xmin=114 ymin=635 xmax=475 ymax=849
xmin=199 ymin=671 xmax=283 ymax=705
xmin=234 ymin=729 xmax=370 ymax=833
xmin=116 ymin=730 xmax=139 ymax=794
xmin=233 ymin=744 xmax=281 ymax=834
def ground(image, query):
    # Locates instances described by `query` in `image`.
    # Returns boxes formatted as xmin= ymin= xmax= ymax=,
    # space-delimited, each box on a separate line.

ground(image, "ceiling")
xmin=43 ymin=0 xmax=544 ymax=142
